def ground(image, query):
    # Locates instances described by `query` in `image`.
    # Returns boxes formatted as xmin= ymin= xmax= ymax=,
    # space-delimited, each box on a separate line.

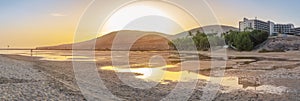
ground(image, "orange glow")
xmin=1 ymin=0 xmax=239 ymax=48
xmin=101 ymin=1 xmax=199 ymax=35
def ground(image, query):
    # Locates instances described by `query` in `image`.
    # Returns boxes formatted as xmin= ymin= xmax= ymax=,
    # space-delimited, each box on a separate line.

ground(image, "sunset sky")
xmin=1 ymin=0 xmax=300 ymax=48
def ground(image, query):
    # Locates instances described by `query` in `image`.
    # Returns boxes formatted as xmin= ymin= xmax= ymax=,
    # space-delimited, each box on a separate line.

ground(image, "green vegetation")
xmin=169 ymin=37 xmax=196 ymax=50
xmin=192 ymin=32 xmax=210 ymax=50
xmin=249 ymin=30 xmax=269 ymax=46
xmin=170 ymin=30 xmax=269 ymax=51
xmin=225 ymin=30 xmax=269 ymax=51
xmin=235 ymin=32 xmax=253 ymax=51
xmin=170 ymin=31 xmax=225 ymax=51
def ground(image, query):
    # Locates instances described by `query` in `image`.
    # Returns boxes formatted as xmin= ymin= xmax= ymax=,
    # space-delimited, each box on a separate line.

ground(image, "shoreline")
xmin=0 ymin=51 xmax=299 ymax=100
xmin=0 ymin=54 xmax=85 ymax=100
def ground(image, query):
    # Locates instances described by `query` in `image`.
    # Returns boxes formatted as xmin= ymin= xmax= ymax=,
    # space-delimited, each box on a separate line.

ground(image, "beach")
xmin=0 ymin=50 xmax=299 ymax=100
xmin=0 ymin=54 xmax=85 ymax=100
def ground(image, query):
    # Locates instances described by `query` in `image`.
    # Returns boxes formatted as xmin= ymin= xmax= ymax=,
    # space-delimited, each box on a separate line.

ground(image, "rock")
xmin=260 ymin=36 xmax=300 ymax=51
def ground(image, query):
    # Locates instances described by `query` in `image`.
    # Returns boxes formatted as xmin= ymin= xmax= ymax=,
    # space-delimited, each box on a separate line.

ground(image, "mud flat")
xmin=0 ymin=50 xmax=299 ymax=100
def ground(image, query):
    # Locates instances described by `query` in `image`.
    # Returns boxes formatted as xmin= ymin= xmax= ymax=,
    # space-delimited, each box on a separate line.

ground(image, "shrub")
xmin=234 ymin=32 xmax=253 ymax=51
xmin=170 ymin=37 xmax=196 ymax=50
xmin=225 ymin=30 xmax=268 ymax=51
xmin=249 ymin=30 xmax=269 ymax=46
xmin=170 ymin=31 xmax=224 ymax=51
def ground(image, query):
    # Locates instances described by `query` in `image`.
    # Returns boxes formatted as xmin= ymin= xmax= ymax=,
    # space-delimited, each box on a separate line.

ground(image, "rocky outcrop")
xmin=260 ymin=35 xmax=300 ymax=51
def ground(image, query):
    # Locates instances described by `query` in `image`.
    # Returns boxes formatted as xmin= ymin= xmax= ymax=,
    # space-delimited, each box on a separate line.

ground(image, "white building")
xmin=268 ymin=21 xmax=275 ymax=35
xmin=239 ymin=18 xmax=255 ymax=32
xmin=239 ymin=18 xmax=273 ymax=35
xmin=293 ymin=27 xmax=300 ymax=36
xmin=239 ymin=18 xmax=295 ymax=36
xmin=274 ymin=24 xmax=294 ymax=35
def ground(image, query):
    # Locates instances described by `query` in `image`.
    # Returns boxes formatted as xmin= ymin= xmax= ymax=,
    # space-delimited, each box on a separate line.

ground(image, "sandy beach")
xmin=0 ymin=54 xmax=85 ymax=100
xmin=0 ymin=50 xmax=299 ymax=100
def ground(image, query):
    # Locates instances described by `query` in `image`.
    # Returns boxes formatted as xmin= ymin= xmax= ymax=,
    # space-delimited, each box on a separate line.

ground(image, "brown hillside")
xmin=37 ymin=30 xmax=171 ymax=51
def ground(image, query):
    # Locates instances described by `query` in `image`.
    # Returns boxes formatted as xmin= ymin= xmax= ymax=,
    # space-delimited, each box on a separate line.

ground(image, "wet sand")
xmin=0 ymin=50 xmax=299 ymax=100
xmin=0 ymin=54 xmax=85 ymax=100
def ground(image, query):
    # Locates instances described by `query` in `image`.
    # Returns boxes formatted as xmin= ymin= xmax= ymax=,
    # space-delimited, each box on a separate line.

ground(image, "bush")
xmin=170 ymin=31 xmax=225 ymax=51
xmin=234 ymin=32 xmax=253 ymax=51
xmin=170 ymin=37 xmax=196 ymax=50
xmin=249 ymin=30 xmax=269 ymax=46
xmin=192 ymin=32 xmax=210 ymax=50
xmin=224 ymin=31 xmax=239 ymax=45
xmin=225 ymin=30 xmax=268 ymax=51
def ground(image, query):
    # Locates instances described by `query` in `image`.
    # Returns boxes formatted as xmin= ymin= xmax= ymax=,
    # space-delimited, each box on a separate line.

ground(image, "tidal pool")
xmin=100 ymin=65 xmax=289 ymax=94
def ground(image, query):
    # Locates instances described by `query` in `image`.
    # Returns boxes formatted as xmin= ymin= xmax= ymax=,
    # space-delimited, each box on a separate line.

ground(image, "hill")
xmin=37 ymin=30 xmax=171 ymax=51
xmin=258 ymin=35 xmax=300 ymax=51
xmin=37 ymin=25 xmax=238 ymax=51
xmin=171 ymin=25 xmax=238 ymax=39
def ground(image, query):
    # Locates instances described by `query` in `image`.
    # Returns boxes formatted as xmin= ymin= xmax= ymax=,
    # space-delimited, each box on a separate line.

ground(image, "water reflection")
xmin=101 ymin=65 xmax=242 ymax=87
xmin=100 ymin=65 xmax=289 ymax=94
xmin=0 ymin=50 xmax=96 ymax=61
xmin=0 ymin=50 xmax=289 ymax=94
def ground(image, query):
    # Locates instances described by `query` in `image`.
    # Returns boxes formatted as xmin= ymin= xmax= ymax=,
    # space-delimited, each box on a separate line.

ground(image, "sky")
xmin=1 ymin=0 xmax=300 ymax=48
xmin=207 ymin=0 xmax=300 ymax=27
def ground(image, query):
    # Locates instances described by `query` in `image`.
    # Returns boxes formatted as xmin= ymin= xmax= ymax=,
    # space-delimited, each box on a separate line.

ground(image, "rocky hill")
xmin=259 ymin=35 xmax=300 ymax=51
xmin=172 ymin=25 xmax=238 ymax=39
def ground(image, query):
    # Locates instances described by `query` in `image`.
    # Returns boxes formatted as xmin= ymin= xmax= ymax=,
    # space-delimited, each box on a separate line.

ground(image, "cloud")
xmin=50 ymin=13 xmax=67 ymax=17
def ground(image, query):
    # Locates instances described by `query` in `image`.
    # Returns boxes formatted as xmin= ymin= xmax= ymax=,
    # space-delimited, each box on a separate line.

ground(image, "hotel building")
xmin=239 ymin=18 xmax=295 ymax=35
xmin=274 ymin=24 xmax=295 ymax=34
xmin=293 ymin=27 xmax=300 ymax=36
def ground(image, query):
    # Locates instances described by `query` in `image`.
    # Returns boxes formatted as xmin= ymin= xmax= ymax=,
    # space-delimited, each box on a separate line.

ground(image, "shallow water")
xmin=0 ymin=50 xmax=96 ymax=61
xmin=0 ymin=50 xmax=289 ymax=94
xmin=99 ymin=64 xmax=288 ymax=94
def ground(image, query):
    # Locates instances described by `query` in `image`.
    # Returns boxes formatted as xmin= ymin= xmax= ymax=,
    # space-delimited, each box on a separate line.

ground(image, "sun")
xmin=100 ymin=0 xmax=199 ymax=35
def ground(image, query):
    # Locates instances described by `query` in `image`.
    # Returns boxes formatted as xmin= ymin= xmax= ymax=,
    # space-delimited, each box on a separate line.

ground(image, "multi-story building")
xmin=268 ymin=21 xmax=275 ymax=35
xmin=239 ymin=18 xmax=274 ymax=35
xmin=274 ymin=24 xmax=294 ymax=34
xmin=239 ymin=17 xmax=295 ymax=36
xmin=293 ymin=27 xmax=300 ymax=36
xmin=239 ymin=18 xmax=255 ymax=32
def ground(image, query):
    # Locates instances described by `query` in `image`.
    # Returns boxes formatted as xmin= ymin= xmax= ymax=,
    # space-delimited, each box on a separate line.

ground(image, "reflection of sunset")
xmin=99 ymin=65 xmax=247 ymax=88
